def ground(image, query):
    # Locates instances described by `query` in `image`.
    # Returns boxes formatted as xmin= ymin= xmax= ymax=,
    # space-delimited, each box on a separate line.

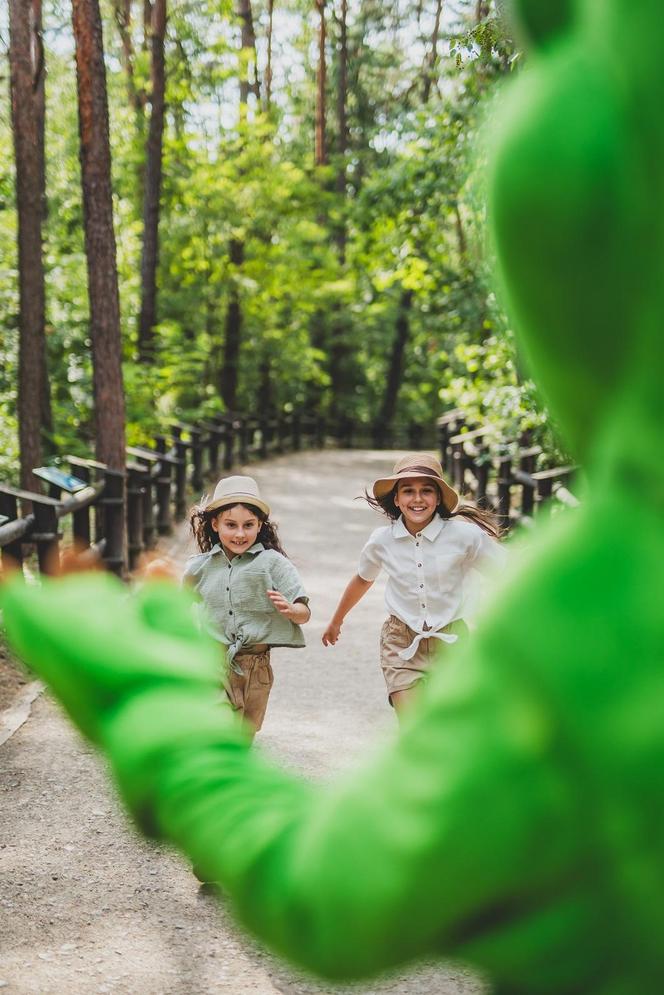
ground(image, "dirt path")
xmin=0 ymin=450 xmax=485 ymax=995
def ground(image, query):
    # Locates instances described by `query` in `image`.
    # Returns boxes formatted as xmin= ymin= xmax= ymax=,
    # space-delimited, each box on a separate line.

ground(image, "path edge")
xmin=0 ymin=680 xmax=44 ymax=748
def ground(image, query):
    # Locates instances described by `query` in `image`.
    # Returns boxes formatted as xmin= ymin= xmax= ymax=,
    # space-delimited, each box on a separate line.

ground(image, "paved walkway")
xmin=0 ymin=450 xmax=484 ymax=995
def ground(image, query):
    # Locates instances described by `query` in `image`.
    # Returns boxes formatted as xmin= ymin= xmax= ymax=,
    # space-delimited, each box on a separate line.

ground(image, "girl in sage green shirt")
xmin=184 ymin=475 xmax=310 ymax=735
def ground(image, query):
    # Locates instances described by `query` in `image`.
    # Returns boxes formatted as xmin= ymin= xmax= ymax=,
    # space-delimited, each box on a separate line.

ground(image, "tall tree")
xmin=264 ymin=0 xmax=274 ymax=111
xmin=335 ymin=0 xmax=348 ymax=260
xmin=111 ymin=0 xmax=143 ymax=114
xmin=237 ymin=0 xmax=259 ymax=110
xmin=219 ymin=0 xmax=259 ymax=411
xmin=314 ymin=0 xmax=327 ymax=165
xmin=8 ymin=0 xmax=51 ymax=492
xmin=71 ymin=0 xmax=126 ymax=472
xmin=422 ymin=0 xmax=444 ymax=102
xmin=219 ymin=237 xmax=244 ymax=411
xmin=137 ymin=0 xmax=167 ymax=361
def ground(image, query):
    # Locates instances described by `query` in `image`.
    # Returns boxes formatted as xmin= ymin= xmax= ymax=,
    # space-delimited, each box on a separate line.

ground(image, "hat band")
xmin=398 ymin=465 xmax=443 ymax=479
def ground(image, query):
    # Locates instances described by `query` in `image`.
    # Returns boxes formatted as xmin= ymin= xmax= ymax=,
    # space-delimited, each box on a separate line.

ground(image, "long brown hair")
xmin=364 ymin=485 xmax=503 ymax=539
xmin=189 ymin=502 xmax=288 ymax=555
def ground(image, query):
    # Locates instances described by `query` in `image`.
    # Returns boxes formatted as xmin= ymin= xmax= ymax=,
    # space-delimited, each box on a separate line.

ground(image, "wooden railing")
xmin=437 ymin=410 xmax=579 ymax=529
xmin=0 ymin=407 xmax=578 ymax=577
xmin=0 ymin=412 xmax=324 ymax=577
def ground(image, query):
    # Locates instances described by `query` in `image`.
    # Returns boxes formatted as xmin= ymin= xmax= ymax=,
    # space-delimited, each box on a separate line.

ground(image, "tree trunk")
xmin=237 ymin=0 xmax=259 ymax=110
xmin=9 ymin=0 xmax=51 ymax=492
xmin=422 ymin=0 xmax=444 ymax=103
xmin=137 ymin=0 xmax=167 ymax=362
xmin=71 ymin=0 xmax=126 ymax=472
xmin=475 ymin=0 xmax=489 ymax=23
xmin=264 ymin=0 xmax=274 ymax=111
xmin=314 ymin=0 xmax=327 ymax=166
xmin=335 ymin=0 xmax=348 ymax=262
xmin=374 ymin=289 xmax=413 ymax=446
xmin=32 ymin=0 xmax=54 ymax=450
xmin=219 ymin=238 xmax=244 ymax=412
xmin=111 ymin=0 xmax=144 ymax=113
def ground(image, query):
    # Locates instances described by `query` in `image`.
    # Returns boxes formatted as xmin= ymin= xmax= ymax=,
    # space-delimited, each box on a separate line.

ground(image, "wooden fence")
xmin=0 ymin=412 xmax=323 ymax=577
xmin=0 ymin=409 xmax=578 ymax=577
xmin=437 ymin=409 xmax=579 ymax=529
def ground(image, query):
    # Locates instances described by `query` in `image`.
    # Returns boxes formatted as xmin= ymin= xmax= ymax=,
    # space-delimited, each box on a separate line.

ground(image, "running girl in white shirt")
xmin=322 ymin=453 xmax=504 ymax=716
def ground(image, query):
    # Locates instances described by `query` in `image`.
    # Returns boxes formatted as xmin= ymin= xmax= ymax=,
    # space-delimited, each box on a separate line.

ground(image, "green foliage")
xmin=0 ymin=0 xmax=564 ymax=477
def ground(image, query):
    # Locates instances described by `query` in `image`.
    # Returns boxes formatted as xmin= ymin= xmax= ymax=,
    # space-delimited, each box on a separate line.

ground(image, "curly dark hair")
xmin=364 ymin=485 xmax=503 ymax=539
xmin=189 ymin=501 xmax=288 ymax=556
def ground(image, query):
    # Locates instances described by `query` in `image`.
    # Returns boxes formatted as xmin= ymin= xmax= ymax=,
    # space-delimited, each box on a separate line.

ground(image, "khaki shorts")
xmin=223 ymin=646 xmax=273 ymax=732
xmin=379 ymin=615 xmax=467 ymax=703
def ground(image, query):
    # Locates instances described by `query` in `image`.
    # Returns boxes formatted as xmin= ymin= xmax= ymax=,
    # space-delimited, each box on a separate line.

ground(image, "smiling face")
xmin=393 ymin=477 xmax=441 ymax=534
xmin=211 ymin=504 xmax=262 ymax=558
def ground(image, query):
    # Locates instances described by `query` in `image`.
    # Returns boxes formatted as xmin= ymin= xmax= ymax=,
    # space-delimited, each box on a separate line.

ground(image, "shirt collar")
xmin=392 ymin=515 xmax=445 ymax=541
xmin=210 ymin=541 xmax=265 ymax=561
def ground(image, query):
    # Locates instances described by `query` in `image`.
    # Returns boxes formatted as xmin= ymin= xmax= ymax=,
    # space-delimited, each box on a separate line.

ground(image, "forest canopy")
xmin=0 ymin=0 xmax=564 ymax=485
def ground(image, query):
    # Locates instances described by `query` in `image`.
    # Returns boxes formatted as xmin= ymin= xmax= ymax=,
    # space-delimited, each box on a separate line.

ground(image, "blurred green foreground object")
xmin=2 ymin=1 xmax=663 ymax=990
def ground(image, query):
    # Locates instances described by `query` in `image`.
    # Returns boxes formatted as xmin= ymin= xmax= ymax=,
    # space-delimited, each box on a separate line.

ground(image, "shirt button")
xmin=420 ymin=584 xmax=424 ymax=588
xmin=226 ymin=587 xmax=230 ymax=591
xmin=229 ymin=610 xmax=233 ymax=615
xmin=416 ymin=542 xmax=420 ymax=547
xmin=417 ymin=563 xmax=422 ymax=567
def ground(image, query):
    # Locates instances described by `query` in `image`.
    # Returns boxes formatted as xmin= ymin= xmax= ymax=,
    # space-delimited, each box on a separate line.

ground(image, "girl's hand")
xmin=267 ymin=589 xmax=310 ymax=624
xmin=322 ymin=622 xmax=341 ymax=646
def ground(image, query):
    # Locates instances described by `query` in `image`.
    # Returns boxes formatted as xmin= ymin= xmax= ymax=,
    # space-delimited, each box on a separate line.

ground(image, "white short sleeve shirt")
xmin=358 ymin=515 xmax=506 ymax=660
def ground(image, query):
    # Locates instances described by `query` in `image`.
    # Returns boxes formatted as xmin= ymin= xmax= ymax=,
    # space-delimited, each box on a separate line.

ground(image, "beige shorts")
xmin=379 ymin=615 xmax=467 ymax=702
xmin=223 ymin=646 xmax=273 ymax=732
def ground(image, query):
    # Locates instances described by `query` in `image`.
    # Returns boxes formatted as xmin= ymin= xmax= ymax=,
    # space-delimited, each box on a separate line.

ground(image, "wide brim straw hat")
xmin=202 ymin=475 xmax=270 ymax=517
xmin=372 ymin=454 xmax=459 ymax=513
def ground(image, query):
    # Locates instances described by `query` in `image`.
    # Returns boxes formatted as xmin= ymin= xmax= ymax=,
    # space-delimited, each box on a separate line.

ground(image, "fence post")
xmin=0 ymin=493 xmax=23 ymax=568
xmin=100 ymin=467 xmax=126 ymax=575
xmin=207 ymin=423 xmax=220 ymax=472
xmin=68 ymin=461 xmax=91 ymax=547
xmin=126 ymin=464 xmax=145 ymax=571
xmin=223 ymin=418 xmax=235 ymax=470
xmin=536 ymin=475 xmax=554 ymax=516
xmin=238 ymin=418 xmax=249 ymax=464
xmin=32 ymin=499 xmax=60 ymax=575
xmin=519 ymin=437 xmax=537 ymax=517
xmin=497 ymin=454 xmax=513 ymax=524
xmin=475 ymin=443 xmax=489 ymax=504
xmin=142 ymin=466 xmax=156 ymax=550
xmin=171 ymin=426 xmax=188 ymax=519
xmin=154 ymin=436 xmax=173 ymax=536
xmin=190 ymin=426 xmax=204 ymax=491
xmin=451 ymin=440 xmax=465 ymax=493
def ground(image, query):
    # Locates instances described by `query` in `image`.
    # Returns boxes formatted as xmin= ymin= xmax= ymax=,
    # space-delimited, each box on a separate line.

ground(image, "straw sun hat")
xmin=372 ymin=454 xmax=459 ymax=513
xmin=202 ymin=475 xmax=270 ymax=517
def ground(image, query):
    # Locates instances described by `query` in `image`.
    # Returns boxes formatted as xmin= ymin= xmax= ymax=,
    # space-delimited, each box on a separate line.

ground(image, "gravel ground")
xmin=0 ymin=449 xmax=486 ymax=995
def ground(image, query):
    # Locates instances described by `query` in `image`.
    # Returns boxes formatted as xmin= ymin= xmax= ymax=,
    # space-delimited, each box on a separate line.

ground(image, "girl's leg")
xmin=242 ymin=650 xmax=273 ymax=733
xmin=390 ymin=685 xmax=420 ymax=717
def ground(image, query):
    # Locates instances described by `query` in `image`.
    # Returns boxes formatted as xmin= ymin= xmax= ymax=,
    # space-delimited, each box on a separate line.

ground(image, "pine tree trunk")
xmin=422 ymin=0 xmax=444 ymax=103
xmin=265 ymin=0 xmax=274 ymax=111
xmin=72 ymin=0 xmax=126 ymax=473
xmin=335 ymin=0 xmax=348 ymax=263
xmin=315 ymin=0 xmax=327 ymax=166
xmin=137 ymin=0 xmax=167 ymax=362
xmin=9 ymin=0 xmax=51 ymax=492
xmin=219 ymin=238 xmax=244 ymax=412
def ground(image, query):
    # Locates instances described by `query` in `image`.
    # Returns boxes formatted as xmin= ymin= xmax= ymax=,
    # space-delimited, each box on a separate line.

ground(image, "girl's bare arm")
xmin=322 ymin=574 xmax=374 ymax=645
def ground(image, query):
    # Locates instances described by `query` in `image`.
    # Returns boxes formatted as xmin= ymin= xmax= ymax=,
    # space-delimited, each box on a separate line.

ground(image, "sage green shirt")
xmin=183 ymin=543 xmax=308 ymax=667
